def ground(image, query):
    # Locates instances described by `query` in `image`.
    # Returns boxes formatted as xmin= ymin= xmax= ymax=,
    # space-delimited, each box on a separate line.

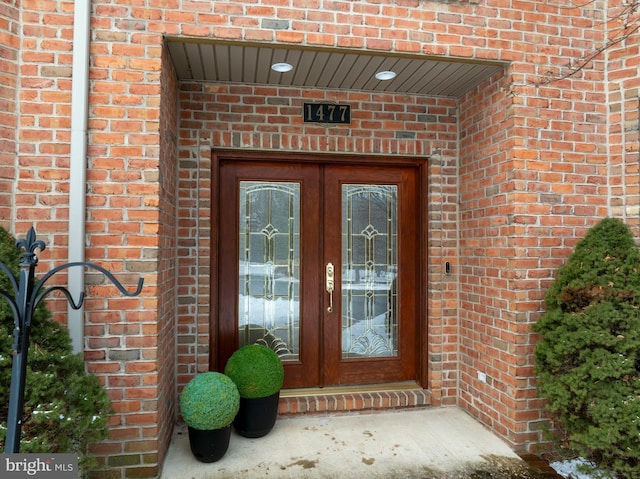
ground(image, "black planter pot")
xmin=187 ymin=424 xmax=232 ymax=463
xmin=234 ymin=391 xmax=280 ymax=438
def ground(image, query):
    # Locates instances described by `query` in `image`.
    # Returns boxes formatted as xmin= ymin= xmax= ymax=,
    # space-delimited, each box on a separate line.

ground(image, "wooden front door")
xmin=215 ymin=152 xmax=420 ymax=388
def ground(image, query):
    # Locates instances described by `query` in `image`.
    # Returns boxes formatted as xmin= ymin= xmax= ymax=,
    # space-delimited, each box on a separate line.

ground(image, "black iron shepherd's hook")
xmin=0 ymin=227 xmax=144 ymax=453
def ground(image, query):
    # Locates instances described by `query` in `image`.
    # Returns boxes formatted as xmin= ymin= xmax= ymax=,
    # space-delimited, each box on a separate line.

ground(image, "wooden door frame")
xmin=210 ymin=149 xmax=429 ymax=388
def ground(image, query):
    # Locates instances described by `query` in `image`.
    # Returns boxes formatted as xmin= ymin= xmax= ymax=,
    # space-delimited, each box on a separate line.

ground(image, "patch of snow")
xmin=550 ymin=459 xmax=594 ymax=478
xmin=550 ymin=458 xmax=613 ymax=479
xmin=32 ymin=410 xmax=53 ymax=415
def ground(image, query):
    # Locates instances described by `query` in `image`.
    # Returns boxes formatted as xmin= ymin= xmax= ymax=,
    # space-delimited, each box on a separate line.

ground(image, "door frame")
xmin=210 ymin=149 xmax=429 ymax=388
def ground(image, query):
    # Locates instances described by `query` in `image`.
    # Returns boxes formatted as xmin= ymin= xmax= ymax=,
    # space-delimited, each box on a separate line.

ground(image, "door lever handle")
xmin=325 ymin=262 xmax=334 ymax=312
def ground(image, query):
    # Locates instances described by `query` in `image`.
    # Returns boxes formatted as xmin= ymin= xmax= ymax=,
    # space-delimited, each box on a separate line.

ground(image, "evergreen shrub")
xmin=0 ymin=226 xmax=112 ymax=474
xmin=533 ymin=217 xmax=640 ymax=478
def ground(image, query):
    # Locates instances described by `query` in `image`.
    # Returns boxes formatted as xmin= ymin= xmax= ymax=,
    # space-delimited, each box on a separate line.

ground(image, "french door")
xmin=216 ymin=155 xmax=420 ymax=388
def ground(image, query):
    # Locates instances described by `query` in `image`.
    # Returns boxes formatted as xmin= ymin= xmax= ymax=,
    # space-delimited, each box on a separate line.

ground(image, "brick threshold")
xmin=278 ymin=382 xmax=431 ymax=415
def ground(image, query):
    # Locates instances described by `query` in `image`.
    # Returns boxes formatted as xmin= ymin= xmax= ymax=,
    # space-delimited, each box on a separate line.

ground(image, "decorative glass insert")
xmin=238 ymin=181 xmax=300 ymax=360
xmin=342 ymin=184 xmax=398 ymax=358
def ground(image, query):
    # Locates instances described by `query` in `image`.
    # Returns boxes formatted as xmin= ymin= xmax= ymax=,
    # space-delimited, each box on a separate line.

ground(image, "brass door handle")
xmin=325 ymin=262 xmax=334 ymax=312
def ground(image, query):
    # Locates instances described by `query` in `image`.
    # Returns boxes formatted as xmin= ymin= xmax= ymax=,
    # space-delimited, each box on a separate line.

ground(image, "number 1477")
xmin=303 ymin=103 xmax=351 ymax=124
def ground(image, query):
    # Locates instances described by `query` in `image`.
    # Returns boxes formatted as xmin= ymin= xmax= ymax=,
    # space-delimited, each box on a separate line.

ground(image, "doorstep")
xmin=160 ymin=407 xmax=559 ymax=479
xmin=278 ymin=381 xmax=431 ymax=415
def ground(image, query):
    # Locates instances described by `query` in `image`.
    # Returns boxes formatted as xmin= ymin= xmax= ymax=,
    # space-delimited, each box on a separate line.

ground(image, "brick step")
xmin=278 ymin=383 xmax=431 ymax=415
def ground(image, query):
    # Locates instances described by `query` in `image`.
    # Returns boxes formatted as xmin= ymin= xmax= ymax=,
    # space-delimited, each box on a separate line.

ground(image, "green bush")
xmin=179 ymin=372 xmax=240 ymax=430
xmin=533 ymin=217 xmax=640 ymax=477
xmin=0 ymin=226 xmax=112 ymax=474
xmin=224 ymin=344 xmax=284 ymax=398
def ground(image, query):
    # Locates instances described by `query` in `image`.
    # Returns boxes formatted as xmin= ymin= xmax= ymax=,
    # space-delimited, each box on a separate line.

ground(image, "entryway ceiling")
xmin=166 ymin=39 xmax=506 ymax=98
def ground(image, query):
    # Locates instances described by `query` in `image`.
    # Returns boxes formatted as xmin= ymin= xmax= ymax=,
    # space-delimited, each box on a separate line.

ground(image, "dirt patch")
xmin=286 ymin=458 xmax=318 ymax=469
xmin=463 ymin=454 xmax=563 ymax=479
xmin=402 ymin=455 xmax=564 ymax=479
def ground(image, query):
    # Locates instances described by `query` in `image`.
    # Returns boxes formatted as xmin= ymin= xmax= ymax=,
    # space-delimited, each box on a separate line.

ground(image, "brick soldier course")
xmin=1 ymin=1 xmax=639 ymax=477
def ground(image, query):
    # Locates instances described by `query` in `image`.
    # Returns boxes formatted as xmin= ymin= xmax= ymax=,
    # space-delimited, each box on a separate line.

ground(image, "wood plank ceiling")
xmin=166 ymin=40 xmax=506 ymax=98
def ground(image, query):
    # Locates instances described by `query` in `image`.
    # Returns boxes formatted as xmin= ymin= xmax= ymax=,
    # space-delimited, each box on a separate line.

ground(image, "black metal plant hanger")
xmin=0 ymin=227 xmax=143 ymax=453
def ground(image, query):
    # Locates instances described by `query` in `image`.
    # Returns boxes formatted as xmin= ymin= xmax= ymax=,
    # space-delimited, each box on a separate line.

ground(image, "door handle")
xmin=325 ymin=262 xmax=334 ymax=312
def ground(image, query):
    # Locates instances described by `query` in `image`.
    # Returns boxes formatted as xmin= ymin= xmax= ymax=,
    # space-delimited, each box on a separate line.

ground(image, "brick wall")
xmin=5 ymin=0 xmax=84 ymax=319
xmin=155 ymin=45 xmax=178 ymax=472
xmin=607 ymin=0 xmax=640 ymax=234
xmin=81 ymin=3 xmax=166 ymax=477
xmin=93 ymin=43 xmax=178 ymax=477
xmin=457 ymin=0 xmax=609 ymax=448
xmin=0 ymin=0 xmax=18 ymax=231
xmin=10 ymin=0 xmax=73 ymax=243
xmin=176 ymin=83 xmax=461 ymax=405
xmin=175 ymin=87 xmax=212 ymax=382
xmin=3 ymin=0 xmax=638 ymax=477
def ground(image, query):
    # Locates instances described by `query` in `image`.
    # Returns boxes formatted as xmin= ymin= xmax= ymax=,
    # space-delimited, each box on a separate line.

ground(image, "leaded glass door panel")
xmin=217 ymin=158 xmax=417 ymax=388
xmin=322 ymin=166 xmax=417 ymax=386
xmin=238 ymin=181 xmax=301 ymax=358
xmin=218 ymin=161 xmax=321 ymax=387
xmin=341 ymin=184 xmax=398 ymax=358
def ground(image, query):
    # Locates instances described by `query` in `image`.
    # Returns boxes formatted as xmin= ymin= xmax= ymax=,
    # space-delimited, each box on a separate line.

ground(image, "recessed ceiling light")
xmin=271 ymin=62 xmax=293 ymax=73
xmin=375 ymin=70 xmax=397 ymax=81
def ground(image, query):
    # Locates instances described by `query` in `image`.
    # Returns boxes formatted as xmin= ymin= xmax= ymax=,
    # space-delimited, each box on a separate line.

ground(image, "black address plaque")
xmin=303 ymin=103 xmax=351 ymax=124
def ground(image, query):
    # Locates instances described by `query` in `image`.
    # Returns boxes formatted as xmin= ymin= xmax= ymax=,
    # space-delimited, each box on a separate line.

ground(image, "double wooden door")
xmin=216 ymin=155 xmax=419 ymax=388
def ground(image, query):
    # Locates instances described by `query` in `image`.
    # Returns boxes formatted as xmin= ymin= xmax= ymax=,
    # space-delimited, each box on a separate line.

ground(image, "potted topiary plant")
xmin=179 ymin=371 xmax=240 ymax=462
xmin=224 ymin=344 xmax=284 ymax=438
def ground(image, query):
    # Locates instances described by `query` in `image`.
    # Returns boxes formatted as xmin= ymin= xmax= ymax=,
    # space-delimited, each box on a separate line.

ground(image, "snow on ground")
xmin=550 ymin=459 xmax=613 ymax=479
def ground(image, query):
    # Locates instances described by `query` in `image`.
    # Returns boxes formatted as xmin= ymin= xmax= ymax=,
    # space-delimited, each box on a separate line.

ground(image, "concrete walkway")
xmin=160 ymin=407 xmax=558 ymax=478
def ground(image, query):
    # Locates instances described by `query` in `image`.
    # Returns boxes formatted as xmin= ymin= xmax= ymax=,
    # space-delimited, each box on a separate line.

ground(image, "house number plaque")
xmin=303 ymin=103 xmax=351 ymax=124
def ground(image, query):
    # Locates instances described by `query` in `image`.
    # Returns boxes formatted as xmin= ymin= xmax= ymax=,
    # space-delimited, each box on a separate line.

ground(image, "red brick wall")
xmin=81 ymin=4 xmax=166 ymax=477
xmin=3 ymin=0 xmax=638 ymax=477
xmin=457 ymin=3 xmax=609 ymax=448
xmin=5 ymin=0 xmax=77 ymax=333
xmin=156 ymin=45 xmax=179 ymax=471
xmin=607 ymin=0 xmax=640 ymax=234
xmin=175 ymin=83 xmax=460 ymax=404
xmin=90 ymin=43 xmax=179 ymax=477
xmin=94 ymin=43 xmax=179 ymax=478
xmin=175 ymin=93 xmax=212 ymax=382
xmin=10 ymin=0 xmax=73 ymax=241
xmin=0 ymin=0 xmax=19 ymax=231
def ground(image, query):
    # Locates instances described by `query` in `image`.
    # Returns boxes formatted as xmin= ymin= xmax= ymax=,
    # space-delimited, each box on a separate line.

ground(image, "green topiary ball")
xmin=224 ymin=344 xmax=284 ymax=398
xmin=180 ymin=372 xmax=240 ymax=430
